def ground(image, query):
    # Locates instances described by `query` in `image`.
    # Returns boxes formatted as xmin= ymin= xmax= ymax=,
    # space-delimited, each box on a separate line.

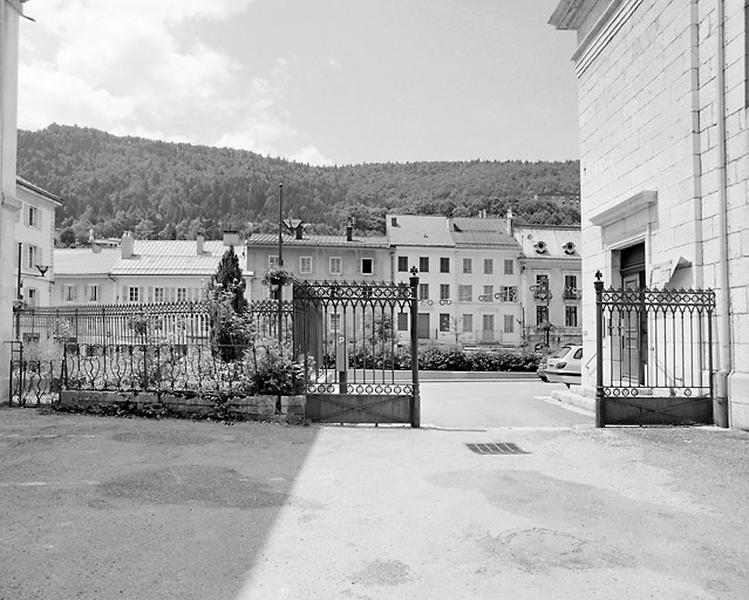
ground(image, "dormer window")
xmin=563 ymin=241 xmax=576 ymax=255
xmin=534 ymin=240 xmax=548 ymax=254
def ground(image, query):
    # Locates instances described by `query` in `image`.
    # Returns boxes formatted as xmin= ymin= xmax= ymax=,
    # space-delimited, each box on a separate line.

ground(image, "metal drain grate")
xmin=466 ymin=442 xmax=529 ymax=455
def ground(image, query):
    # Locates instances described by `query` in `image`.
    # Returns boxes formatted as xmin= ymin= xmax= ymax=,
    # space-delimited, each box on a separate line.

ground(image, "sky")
xmin=18 ymin=0 xmax=579 ymax=166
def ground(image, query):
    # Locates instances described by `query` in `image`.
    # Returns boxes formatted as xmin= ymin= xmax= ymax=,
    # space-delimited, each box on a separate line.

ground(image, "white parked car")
xmin=545 ymin=345 xmax=582 ymax=388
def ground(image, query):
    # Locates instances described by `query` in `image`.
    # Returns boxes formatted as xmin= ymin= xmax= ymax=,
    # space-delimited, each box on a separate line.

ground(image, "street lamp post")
xmin=276 ymin=183 xmax=284 ymax=346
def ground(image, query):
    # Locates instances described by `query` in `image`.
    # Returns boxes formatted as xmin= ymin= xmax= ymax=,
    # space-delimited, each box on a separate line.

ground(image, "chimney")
xmin=223 ymin=230 xmax=240 ymax=247
xmin=505 ymin=209 xmax=514 ymax=236
xmin=295 ymin=224 xmax=304 ymax=240
xmin=121 ymin=231 xmax=134 ymax=259
xmin=346 ymin=223 xmax=353 ymax=242
xmin=196 ymin=233 xmax=205 ymax=255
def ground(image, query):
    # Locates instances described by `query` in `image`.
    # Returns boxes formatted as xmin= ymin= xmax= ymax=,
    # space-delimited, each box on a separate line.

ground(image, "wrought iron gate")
xmin=293 ymin=271 xmax=420 ymax=427
xmin=594 ymin=271 xmax=715 ymax=426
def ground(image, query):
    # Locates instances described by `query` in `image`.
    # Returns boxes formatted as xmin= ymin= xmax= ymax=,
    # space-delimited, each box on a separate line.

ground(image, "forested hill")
xmin=18 ymin=124 xmax=580 ymax=245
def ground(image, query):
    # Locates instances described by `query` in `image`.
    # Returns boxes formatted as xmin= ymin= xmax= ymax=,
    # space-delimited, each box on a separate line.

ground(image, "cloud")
xmin=17 ymin=0 xmax=328 ymax=162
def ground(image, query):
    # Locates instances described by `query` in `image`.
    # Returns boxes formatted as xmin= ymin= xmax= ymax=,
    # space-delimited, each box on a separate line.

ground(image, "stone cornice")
xmin=573 ymin=0 xmax=642 ymax=77
xmin=589 ymin=190 xmax=657 ymax=227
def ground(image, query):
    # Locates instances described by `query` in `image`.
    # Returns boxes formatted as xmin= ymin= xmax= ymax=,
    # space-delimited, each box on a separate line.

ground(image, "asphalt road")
xmin=421 ymin=379 xmax=592 ymax=428
xmin=3 ymin=394 xmax=749 ymax=600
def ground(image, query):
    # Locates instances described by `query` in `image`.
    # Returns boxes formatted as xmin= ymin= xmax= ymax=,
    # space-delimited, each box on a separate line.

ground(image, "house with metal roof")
xmin=244 ymin=222 xmax=393 ymax=302
xmin=54 ymin=231 xmax=247 ymax=305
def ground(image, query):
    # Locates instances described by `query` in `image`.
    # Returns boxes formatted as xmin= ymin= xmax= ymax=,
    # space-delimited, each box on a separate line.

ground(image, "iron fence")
xmin=293 ymin=278 xmax=418 ymax=396
xmin=594 ymin=272 xmax=715 ymax=426
xmin=13 ymin=300 xmax=293 ymax=346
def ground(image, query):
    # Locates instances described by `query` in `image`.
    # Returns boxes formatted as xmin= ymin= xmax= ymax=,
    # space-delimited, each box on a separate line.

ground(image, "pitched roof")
xmin=55 ymin=248 xmax=120 ymax=276
xmin=514 ymin=225 xmax=581 ymax=260
xmin=110 ymin=240 xmax=245 ymax=276
xmin=449 ymin=217 xmax=518 ymax=248
xmin=386 ymin=214 xmax=454 ymax=247
xmin=245 ymin=233 xmax=389 ymax=248
xmin=17 ymin=176 xmax=62 ymax=204
xmin=55 ymin=240 xmax=247 ymax=277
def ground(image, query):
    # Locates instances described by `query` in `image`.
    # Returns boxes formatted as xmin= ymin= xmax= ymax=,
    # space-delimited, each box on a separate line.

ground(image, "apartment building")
xmin=14 ymin=177 xmax=61 ymax=306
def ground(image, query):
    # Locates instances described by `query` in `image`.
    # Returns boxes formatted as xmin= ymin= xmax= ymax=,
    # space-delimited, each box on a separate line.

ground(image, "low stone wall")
xmin=58 ymin=390 xmax=306 ymax=424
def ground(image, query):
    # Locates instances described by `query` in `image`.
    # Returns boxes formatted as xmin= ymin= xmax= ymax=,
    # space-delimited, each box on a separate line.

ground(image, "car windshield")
xmin=551 ymin=347 xmax=571 ymax=358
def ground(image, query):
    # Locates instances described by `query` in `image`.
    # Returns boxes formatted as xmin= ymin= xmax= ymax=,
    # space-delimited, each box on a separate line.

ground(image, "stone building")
xmin=550 ymin=0 xmax=749 ymax=427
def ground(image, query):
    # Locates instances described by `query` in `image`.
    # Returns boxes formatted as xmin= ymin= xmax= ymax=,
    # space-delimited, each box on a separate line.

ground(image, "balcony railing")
xmin=563 ymin=287 xmax=581 ymax=300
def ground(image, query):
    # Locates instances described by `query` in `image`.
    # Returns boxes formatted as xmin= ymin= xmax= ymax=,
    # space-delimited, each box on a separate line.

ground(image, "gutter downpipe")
xmin=714 ymin=0 xmax=731 ymax=427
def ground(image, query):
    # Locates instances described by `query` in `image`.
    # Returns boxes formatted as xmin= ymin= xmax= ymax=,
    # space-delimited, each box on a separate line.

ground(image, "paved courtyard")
xmin=1 ymin=382 xmax=748 ymax=599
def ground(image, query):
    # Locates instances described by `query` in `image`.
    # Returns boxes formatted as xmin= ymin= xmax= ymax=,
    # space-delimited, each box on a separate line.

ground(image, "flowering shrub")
xmin=245 ymin=339 xmax=311 ymax=395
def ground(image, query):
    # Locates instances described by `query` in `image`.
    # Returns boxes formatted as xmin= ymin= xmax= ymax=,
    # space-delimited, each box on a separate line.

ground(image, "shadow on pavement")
xmin=0 ymin=409 xmax=320 ymax=600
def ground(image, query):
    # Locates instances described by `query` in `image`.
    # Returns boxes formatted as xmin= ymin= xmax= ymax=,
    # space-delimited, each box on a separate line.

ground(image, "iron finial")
xmin=409 ymin=266 xmax=419 ymax=276
xmin=595 ymin=270 xmax=602 ymax=282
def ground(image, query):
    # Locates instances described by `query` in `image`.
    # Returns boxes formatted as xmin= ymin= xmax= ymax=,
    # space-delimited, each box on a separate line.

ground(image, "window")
xmin=565 ymin=305 xmax=578 ymax=327
xmin=419 ymin=256 xmax=429 ymax=273
xmin=536 ymin=273 xmax=549 ymax=288
xmin=153 ymin=287 xmax=164 ymax=303
xmin=128 ymin=286 xmax=140 ymax=303
xmin=504 ymin=259 xmax=514 ymax=275
xmin=462 ymin=314 xmax=473 ymax=333
xmin=268 ymin=255 xmax=280 ymax=268
xmin=397 ymin=256 xmax=408 ymax=272
xmin=482 ymin=285 xmax=494 ymax=302
xmin=536 ymin=305 xmax=549 ymax=326
xmin=439 ymin=313 xmax=450 ymax=332
xmin=27 ymin=205 xmax=39 ymax=228
xmin=419 ymin=283 xmax=429 ymax=300
xmin=329 ymin=313 xmax=341 ymax=330
xmin=504 ymin=314 xmax=514 ymax=333
xmin=26 ymin=288 xmax=38 ymax=307
xmin=499 ymin=285 xmax=518 ymax=302
xmin=361 ymin=257 xmax=373 ymax=275
xmin=483 ymin=258 xmax=493 ymax=275
xmin=329 ymin=256 xmax=342 ymax=275
xmin=64 ymin=284 xmax=75 ymax=302
xmin=177 ymin=288 xmax=187 ymax=302
xmin=458 ymin=285 xmax=472 ymax=302
xmin=439 ymin=284 xmax=450 ymax=300
xmin=300 ymin=256 xmax=312 ymax=274
xmin=397 ymin=312 xmax=408 ymax=331
xmin=26 ymin=244 xmax=38 ymax=269
xmin=564 ymin=274 xmax=578 ymax=299
xmin=440 ymin=257 xmax=450 ymax=273
xmin=462 ymin=257 xmax=473 ymax=274
xmin=88 ymin=284 xmax=99 ymax=302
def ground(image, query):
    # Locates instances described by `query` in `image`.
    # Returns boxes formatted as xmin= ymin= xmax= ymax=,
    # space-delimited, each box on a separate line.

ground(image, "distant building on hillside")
xmin=532 ymin=191 xmax=580 ymax=209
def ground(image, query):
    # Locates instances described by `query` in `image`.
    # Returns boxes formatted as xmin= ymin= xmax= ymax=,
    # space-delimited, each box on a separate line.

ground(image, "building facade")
xmin=14 ymin=177 xmax=61 ymax=306
xmin=514 ymin=223 xmax=582 ymax=349
xmin=244 ymin=227 xmax=393 ymax=302
xmin=387 ymin=213 xmax=580 ymax=348
xmin=550 ymin=0 xmax=749 ymax=427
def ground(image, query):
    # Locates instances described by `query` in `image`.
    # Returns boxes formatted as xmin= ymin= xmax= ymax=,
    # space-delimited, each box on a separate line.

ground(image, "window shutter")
xmin=148 ymin=287 xmax=153 ymax=303
xmin=23 ymin=206 xmax=29 ymax=226
xmin=121 ymin=286 xmax=127 ymax=303
xmin=72 ymin=285 xmax=78 ymax=303
xmin=139 ymin=287 xmax=144 ymax=303
xmin=22 ymin=245 xmax=28 ymax=271
xmin=169 ymin=287 xmax=175 ymax=302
